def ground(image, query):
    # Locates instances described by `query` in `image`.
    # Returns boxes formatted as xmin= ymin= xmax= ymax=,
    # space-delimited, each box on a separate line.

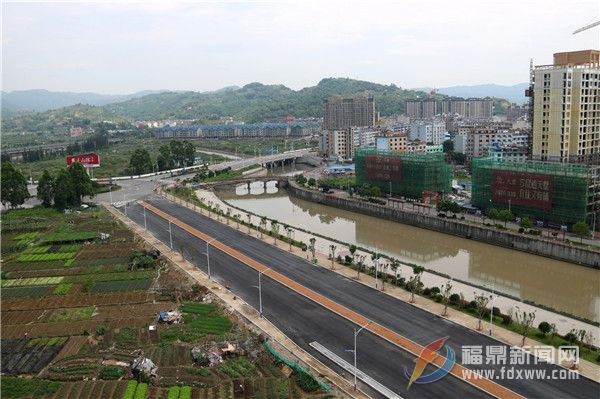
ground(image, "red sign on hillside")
xmin=492 ymin=170 xmax=553 ymax=210
xmin=66 ymin=154 xmax=100 ymax=167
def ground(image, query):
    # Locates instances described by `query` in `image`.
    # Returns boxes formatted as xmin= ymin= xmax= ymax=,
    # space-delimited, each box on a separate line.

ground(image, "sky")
xmin=2 ymin=0 xmax=600 ymax=94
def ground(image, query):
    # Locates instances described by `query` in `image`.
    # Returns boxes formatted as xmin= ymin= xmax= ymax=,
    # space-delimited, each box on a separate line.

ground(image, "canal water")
xmin=217 ymin=178 xmax=600 ymax=322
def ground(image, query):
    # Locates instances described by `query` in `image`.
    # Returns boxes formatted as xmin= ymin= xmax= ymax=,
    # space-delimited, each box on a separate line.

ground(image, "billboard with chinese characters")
xmin=364 ymin=154 xmax=402 ymax=182
xmin=66 ymin=154 xmax=100 ymax=168
xmin=492 ymin=170 xmax=553 ymax=210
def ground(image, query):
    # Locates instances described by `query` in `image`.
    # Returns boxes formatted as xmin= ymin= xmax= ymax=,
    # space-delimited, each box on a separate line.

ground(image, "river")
xmin=216 ymin=175 xmax=600 ymax=322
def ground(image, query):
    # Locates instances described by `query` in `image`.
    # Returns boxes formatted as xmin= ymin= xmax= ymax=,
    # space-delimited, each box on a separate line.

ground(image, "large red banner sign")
xmin=66 ymin=154 xmax=100 ymax=167
xmin=492 ymin=170 xmax=553 ymax=210
xmin=364 ymin=154 xmax=402 ymax=182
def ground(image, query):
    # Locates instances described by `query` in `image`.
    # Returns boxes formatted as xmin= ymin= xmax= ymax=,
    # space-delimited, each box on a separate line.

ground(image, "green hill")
xmin=104 ymin=78 xmax=434 ymax=122
xmin=4 ymin=78 xmax=514 ymax=132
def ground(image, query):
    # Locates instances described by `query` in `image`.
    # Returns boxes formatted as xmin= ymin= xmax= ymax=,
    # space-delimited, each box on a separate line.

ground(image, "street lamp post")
xmin=124 ymin=194 xmax=128 ymax=216
xmin=206 ymin=237 xmax=218 ymax=280
xmin=168 ymin=219 xmax=173 ymax=250
xmin=143 ymin=206 xmax=147 ymax=232
xmin=489 ymin=286 xmax=497 ymax=336
xmin=353 ymin=321 xmax=372 ymax=390
xmin=109 ymin=185 xmax=113 ymax=204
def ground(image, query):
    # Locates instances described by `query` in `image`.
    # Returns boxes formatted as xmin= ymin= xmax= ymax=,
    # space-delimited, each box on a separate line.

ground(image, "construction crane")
xmin=573 ymin=20 xmax=600 ymax=34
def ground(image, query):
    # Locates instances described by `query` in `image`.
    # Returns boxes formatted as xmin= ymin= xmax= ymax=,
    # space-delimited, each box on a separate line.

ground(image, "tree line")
xmin=128 ymin=140 xmax=196 ymax=175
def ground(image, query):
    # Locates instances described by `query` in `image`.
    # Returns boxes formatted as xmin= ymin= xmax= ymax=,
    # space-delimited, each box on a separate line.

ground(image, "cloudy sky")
xmin=2 ymin=0 xmax=599 ymax=94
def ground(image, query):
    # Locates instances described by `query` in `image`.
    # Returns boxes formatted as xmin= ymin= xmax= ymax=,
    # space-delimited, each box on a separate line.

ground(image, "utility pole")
xmin=143 ymin=206 xmax=147 ymax=232
xmin=168 ymin=219 xmax=173 ymax=250
xmin=353 ymin=321 xmax=372 ymax=390
xmin=205 ymin=237 xmax=218 ymax=280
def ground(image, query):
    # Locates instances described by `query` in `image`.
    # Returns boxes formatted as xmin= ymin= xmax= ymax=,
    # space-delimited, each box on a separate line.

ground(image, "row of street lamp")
xmin=123 ymin=200 xmax=370 ymax=392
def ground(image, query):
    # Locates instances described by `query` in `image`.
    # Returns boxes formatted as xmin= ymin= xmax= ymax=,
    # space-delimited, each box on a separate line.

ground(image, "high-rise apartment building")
xmin=441 ymin=98 xmax=494 ymax=119
xmin=406 ymin=99 xmax=437 ymax=119
xmin=323 ymin=95 xmax=376 ymax=130
xmin=530 ymin=49 xmax=600 ymax=164
xmin=409 ymin=119 xmax=446 ymax=144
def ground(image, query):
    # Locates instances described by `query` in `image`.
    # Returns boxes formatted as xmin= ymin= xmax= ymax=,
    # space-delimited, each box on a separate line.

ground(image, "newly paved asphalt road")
xmin=123 ymin=198 xmax=599 ymax=399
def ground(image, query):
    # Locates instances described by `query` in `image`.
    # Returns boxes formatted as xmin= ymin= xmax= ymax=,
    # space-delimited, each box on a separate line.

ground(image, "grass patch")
xmin=99 ymin=366 xmax=124 ymax=379
xmin=16 ymin=252 xmax=77 ymax=262
xmin=0 ymin=285 xmax=53 ymax=298
xmin=47 ymin=306 xmax=95 ymax=322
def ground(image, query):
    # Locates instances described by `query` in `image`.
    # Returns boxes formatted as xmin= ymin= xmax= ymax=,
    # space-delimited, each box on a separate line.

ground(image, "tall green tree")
xmin=37 ymin=170 xmax=55 ymax=207
xmin=573 ymin=221 xmax=590 ymax=243
xmin=129 ymin=149 xmax=153 ymax=175
xmin=157 ymin=144 xmax=173 ymax=171
xmin=67 ymin=162 xmax=93 ymax=205
xmin=1 ymin=161 xmax=29 ymax=208
xmin=170 ymin=140 xmax=185 ymax=166
xmin=53 ymin=169 xmax=74 ymax=210
xmin=183 ymin=141 xmax=196 ymax=166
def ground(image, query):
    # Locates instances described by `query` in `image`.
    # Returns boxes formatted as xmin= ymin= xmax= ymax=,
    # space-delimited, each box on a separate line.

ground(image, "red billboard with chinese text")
xmin=492 ymin=170 xmax=553 ymax=210
xmin=364 ymin=154 xmax=402 ymax=182
xmin=66 ymin=154 xmax=100 ymax=167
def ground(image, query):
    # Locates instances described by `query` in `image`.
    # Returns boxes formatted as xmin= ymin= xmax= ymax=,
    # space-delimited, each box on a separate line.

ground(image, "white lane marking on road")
xmin=310 ymin=341 xmax=404 ymax=399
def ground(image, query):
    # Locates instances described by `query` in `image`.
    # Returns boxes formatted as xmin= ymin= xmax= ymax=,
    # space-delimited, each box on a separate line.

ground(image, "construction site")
xmin=355 ymin=148 xmax=452 ymax=199
xmin=472 ymin=157 xmax=600 ymax=227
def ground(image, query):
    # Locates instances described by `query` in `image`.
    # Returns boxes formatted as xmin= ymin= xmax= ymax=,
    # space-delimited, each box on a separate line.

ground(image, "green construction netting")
xmin=471 ymin=157 xmax=594 ymax=225
xmin=355 ymin=148 xmax=452 ymax=199
xmin=264 ymin=341 xmax=332 ymax=391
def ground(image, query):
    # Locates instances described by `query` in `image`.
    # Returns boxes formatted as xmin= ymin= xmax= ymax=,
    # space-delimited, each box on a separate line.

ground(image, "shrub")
xmin=429 ymin=287 xmax=441 ymax=295
xmin=492 ymin=307 xmax=501 ymax=316
xmin=295 ymin=372 xmax=321 ymax=392
xmin=538 ymin=321 xmax=551 ymax=336
xmin=467 ymin=300 xmax=477 ymax=309
xmin=564 ymin=332 xmax=578 ymax=344
xmin=518 ymin=227 xmax=525 ymax=233
xmin=449 ymin=293 xmax=461 ymax=305
xmin=423 ymin=287 xmax=432 ymax=296
xmin=501 ymin=314 xmax=512 ymax=325
xmin=96 ymin=326 xmax=106 ymax=336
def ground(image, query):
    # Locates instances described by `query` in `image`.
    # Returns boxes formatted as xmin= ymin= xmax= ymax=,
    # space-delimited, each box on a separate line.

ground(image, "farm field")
xmin=1 ymin=206 xmax=330 ymax=398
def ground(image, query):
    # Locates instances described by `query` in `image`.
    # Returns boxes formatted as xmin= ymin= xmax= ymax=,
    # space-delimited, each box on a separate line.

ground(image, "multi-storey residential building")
xmin=530 ymin=49 xmax=600 ymax=164
xmin=441 ymin=98 xmax=494 ymax=119
xmin=375 ymin=133 xmax=408 ymax=152
xmin=409 ymin=119 xmax=446 ymax=144
xmin=320 ymin=128 xmax=355 ymax=160
xmin=353 ymin=127 xmax=379 ymax=148
xmin=323 ymin=95 xmax=376 ymax=130
xmin=406 ymin=99 xmax=437 ymax=119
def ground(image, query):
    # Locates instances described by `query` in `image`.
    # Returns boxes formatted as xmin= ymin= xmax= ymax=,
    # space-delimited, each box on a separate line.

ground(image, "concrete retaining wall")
xmin=286 ymin=183 xmax=600 ymax=268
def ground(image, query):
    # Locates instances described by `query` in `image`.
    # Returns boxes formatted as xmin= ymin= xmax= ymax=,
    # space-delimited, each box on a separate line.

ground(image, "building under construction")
xmin=472 ymin=157 xmax=600 ymax=227
xmin=355 ymin=148 xmax=452 ymax=199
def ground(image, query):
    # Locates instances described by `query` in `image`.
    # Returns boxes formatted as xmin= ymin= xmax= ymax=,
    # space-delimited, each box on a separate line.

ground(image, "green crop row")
xmin=122 ymin=381 xmax=138 ymax=399
xmin=57 ymin=244 xmax=82 ymax=253
xmin=0 ymin=285 xmax=53 ymax=298
xmin=90 ymin=279 xmax=152 ymax=293
xmin=1 ymin=276 xmax=64 ymax=288
xmin=25 ymin=336 xmax=68 ymax=348
xmin=181 ymin=303 xmax=216 ymax=315
xmin=134 ymin=382 xmax=147 ymax=399
xmin=47 ymin=306 xmax=95 ymax=322
xmin=64 ymin=259 xmax=74 ymax=267
xmin=15 ymin=232 xmax=41 ymax=240
xmin=63 ymin=270 xmax=155 ymax=284
xmin=16 ymin=252 xmax=77 ymax=262
xmin=22 ymin=246 xmax=51 ymax=254
xmin=99 ymin=366 xmax=124 ymax=379
xmin=41 ymin=231 xmax=97 ymax=244
xmin=52 ymin=283 xmax=73 ymax=295
xmin=167 ymin=386 xmax=180 ymax=399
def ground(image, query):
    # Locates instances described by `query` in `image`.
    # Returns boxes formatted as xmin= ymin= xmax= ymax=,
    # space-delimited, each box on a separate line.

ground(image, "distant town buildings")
xmin=406 ymin=99 xmax=437 ymax=119
xmin=154 ymin=122 xmax=320 ymax=140
xmin=323 ymin=95 xmax=376 ymax=130
xmin=529 ymin=49 xmax=600 ymax=164
xmin=441 ymin=98 xmax=494 ymax=119
xmin=409 ymin=119 xmax=446 ymax=145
